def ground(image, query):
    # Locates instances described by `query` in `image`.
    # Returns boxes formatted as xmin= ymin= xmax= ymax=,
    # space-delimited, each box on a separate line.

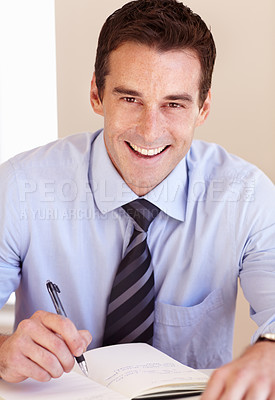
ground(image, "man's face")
xmin=91 ymin=42 xmax=210 ymax=196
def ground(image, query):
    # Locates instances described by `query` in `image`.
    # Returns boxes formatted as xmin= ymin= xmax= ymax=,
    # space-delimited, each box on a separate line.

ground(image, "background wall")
xmin=55 ymin=0 xmax=275 ymax=358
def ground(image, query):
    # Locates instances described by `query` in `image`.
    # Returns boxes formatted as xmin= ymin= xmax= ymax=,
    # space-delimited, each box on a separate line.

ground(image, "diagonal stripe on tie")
xmin=106 ymin=285 xmax=155 ymax=337
xmin=106 ymin=268 xmax=154 ymax=325
xmin=109 ymin=247 xmax=150 ymax=302
xmin=105 ymin=293 xmax=155 ymax=344
xmin=103 ymin=199 xmax=160 ymax=346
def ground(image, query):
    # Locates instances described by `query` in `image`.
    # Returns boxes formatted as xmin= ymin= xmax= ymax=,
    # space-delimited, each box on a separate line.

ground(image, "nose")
xmin=139 ymin=107 xmax=162 ymax=144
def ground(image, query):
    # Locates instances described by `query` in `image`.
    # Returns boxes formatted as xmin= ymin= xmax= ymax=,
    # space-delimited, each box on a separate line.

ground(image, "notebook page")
xmin=85 ymin=343 xmax=208 ymax=399
xmin=0 ymin=371 xmax=129 ymax=400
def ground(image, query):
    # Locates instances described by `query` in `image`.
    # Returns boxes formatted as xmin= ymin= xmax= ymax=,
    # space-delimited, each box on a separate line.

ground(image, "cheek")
xmin=104 ymin=105 xmax=134 ymax=136
xmin=170 ymin=120 xmax=195 ymax=144
xmin=170 ymin=123 xmax=195 ymax=159
xmin=165 ymin=108 xmax=198 ymax=129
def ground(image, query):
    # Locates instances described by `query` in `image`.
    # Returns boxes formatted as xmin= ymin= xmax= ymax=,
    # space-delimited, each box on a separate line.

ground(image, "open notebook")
xmin=0 ymin=343 xmax=209 ymax=399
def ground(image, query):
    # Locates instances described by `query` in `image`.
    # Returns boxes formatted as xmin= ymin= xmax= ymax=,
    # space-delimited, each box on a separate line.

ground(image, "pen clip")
xmin=46 ymin=280 xmax=67 ymax=317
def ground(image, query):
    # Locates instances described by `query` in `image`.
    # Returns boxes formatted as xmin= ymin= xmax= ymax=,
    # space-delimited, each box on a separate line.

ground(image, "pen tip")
xmin=79 ymin=362 xmax=89 ymax=377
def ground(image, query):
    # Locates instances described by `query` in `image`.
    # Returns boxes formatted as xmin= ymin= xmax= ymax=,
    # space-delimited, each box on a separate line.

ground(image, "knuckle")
xmin=71 ymin=336 xmax=86 ymax=355
xmin=59 ymin=316 xmax=73 ymax=332
xmin=14 ymin=319 xmax=38 ymax=342
xmin=31 ymin=310 xmax=45 ymax=320
xmin=50 ymin=365 xmax=63 ymax=379
xmin=47 ymin=336 xmax=74 ymax=372
xmin=8 ymin=350 xmax=23 ymax=366
xmin=63 ymin=357 xmax=75 ymax=373
xmin=41 ymin=351 xmax=63 ymax=378
xmin=254 ymin=373 xmax=270 ymax=387
xmin=211 ymin=366 xmax=227 ymax=381
xmin=227 ymin=366 xmax=251 ymax=387
xmin=234 ymin=366 xmax=249 ymax=381
xmin=17 ymin=318 xmax=34 ymax=332
xmin=58 ymin=319 xmax=81 ymax=348
xmin=81 ymin=330 xmax=93 ymax=346
xmin=51 ymin=334 xmax=64 ymax=351
xmin=34 ymin=368 xmax=52 ymax=382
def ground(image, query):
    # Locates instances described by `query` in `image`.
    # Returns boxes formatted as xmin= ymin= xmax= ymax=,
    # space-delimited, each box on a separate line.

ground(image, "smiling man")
xmin=90 ymin=42 xmax=209 ymax=196
xmin=0 ymin=1 xmax=275 ymax=399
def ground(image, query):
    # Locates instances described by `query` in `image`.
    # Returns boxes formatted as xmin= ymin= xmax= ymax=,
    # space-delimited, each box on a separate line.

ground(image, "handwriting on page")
xmin=105 ymin=362 xmax=197 ymax=387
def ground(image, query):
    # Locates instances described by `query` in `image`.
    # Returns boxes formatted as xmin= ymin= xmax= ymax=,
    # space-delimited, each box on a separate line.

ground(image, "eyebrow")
xmin=113 ymin=86 xmax=194 ymax=103
xmin=164 ymin=94 xmax=194 ymax=103
xmin=113 ymin=87 xmax=142 ymax=97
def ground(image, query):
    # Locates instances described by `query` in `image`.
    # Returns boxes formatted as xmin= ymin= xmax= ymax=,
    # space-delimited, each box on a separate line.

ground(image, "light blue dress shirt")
xmin=0 ymin=130 xmax=275 ymax=369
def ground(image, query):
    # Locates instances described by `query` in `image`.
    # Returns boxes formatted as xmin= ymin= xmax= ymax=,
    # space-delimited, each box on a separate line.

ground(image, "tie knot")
xmin=122 ymin=199 xmax=160 ymax=232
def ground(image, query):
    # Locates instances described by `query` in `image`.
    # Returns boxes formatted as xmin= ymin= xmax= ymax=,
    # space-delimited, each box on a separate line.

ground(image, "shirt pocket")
xmin=154 ymin=289 xmax=231 ymax=368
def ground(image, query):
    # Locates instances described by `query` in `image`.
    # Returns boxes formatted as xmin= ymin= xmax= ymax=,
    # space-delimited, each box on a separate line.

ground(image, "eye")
xmin=167 ymin=102 xmax=182 ymax=108
xmin=123 ymin=97 xmax=138 ymax=103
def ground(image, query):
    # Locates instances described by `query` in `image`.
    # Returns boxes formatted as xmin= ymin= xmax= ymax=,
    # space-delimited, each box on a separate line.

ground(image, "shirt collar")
xmin=90 ymin=131 xmax=187 ymax=222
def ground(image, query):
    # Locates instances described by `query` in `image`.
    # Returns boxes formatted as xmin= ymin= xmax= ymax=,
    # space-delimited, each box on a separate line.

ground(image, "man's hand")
xmin=201 ymin=340 xmax=275 ymax=400
xmin=0 ymin=310 xmax=92 ymax=383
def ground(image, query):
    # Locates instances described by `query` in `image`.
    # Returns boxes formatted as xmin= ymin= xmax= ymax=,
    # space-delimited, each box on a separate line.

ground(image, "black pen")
xmin=46 ymin=280 xmax=89 ymax=376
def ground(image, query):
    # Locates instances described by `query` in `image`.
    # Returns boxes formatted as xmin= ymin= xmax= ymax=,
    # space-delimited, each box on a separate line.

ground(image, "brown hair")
xmin=95 ymin=0 xmax=216 ymax=108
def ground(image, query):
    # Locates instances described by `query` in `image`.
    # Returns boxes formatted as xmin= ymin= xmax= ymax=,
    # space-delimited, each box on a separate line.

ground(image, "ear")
xmin=195 ymin=89 xmax=211 ymax=127
xmin=90 ymin=73 xmax=104 ymax=116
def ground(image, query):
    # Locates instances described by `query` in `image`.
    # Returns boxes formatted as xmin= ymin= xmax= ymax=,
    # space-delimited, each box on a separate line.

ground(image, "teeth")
xmin=130 ymin=143 xmax=166 ymax=156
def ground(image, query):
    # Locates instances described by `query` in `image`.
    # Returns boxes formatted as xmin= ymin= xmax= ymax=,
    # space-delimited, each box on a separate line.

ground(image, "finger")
xmin=21 ymin=318 xmax=77 ymax=374
xmin=14 ymin=321 xmax=65 ymax=378
xmin=218 ymin=369 xmax=256 ymax=400
xmin=201 ymin=369 xmax=226 ymax=399
xmin=32 ymin=311 xmax=87 ymax=357
xmin=242 ymin=381 xmax=270 ymax=400
xmin=23 ymin=337 xmax=67 ymax=378
xmin=15 ymin=356 xmax=52 ymax=383
xmin=0 ymin=343 xmax=52 ymax=383
xmin=29 ymin=334 xmax=74 ymax=375
xmin=22 ymin=360 xmax=52 ymax=383
xmin=79 ymin=330 xmax=93 ymax=349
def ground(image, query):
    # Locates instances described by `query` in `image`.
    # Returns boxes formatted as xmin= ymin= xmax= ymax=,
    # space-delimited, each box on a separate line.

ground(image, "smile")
xmin=128 ymin=142 xmax=168 ymax=157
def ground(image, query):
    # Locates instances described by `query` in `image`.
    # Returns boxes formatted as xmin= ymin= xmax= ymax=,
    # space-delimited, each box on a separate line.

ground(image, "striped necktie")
xmin=103 ymin=199 xmax=160 ymax=346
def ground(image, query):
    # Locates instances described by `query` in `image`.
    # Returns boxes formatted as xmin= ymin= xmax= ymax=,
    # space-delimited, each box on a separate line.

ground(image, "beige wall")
xmin=55 ymin=0 xmax=275 ymax=182
xmin=55 ymin=0 xmax=274 ymax=358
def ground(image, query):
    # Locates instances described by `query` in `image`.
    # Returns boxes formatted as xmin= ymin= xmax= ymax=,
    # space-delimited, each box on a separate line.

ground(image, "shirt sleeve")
xmin=236 ymin=168 xmax=275 ymax=342
xmin=0 ymin=160 xmax=22 ymax=308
